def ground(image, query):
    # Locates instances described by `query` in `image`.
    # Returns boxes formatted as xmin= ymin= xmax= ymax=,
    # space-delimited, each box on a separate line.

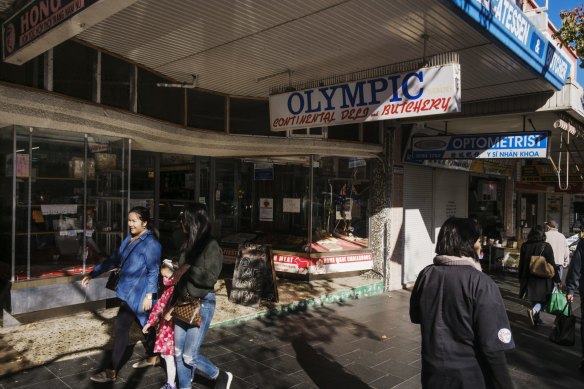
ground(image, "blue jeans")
xmin=174 ymin=292 xmax=219 ymax=389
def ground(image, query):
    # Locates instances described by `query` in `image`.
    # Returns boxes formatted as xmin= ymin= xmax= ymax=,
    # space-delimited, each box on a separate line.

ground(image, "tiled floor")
xmin=0 ymin=272 xmax=582 ymax=388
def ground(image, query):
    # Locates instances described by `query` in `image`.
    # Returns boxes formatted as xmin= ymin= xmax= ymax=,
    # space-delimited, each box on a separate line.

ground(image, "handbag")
xmin=171 ymin=293 xmax=202 ymax=326
xmin=549 ymin=302 xmax=575 ymax=346
xmin=545 ymin=286 xmax=569 ymax=316
xmin=529 ymin=244 xmax=555 ymax=279
xmin=105 ymin=238 xmax=145 ymax=291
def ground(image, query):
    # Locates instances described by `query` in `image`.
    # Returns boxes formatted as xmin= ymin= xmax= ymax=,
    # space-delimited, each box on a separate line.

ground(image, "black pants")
xmin=110 ymin=301 xmax=156 ymax=371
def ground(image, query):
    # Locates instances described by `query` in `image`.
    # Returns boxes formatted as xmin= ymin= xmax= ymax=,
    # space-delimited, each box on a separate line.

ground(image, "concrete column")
xmin=369 ymin=124 xmax=393 ymax=291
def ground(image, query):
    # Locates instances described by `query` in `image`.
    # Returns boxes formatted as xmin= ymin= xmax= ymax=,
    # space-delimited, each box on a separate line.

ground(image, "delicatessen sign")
xmin=269 ymin=63 xmax=461 ymax=131
xmin=411 ymin=131 xmax=549 ymax=160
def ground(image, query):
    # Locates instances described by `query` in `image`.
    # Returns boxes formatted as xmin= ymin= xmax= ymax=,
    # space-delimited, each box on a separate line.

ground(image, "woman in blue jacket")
xmin=82 ymin=206 xmax=161 ymax=383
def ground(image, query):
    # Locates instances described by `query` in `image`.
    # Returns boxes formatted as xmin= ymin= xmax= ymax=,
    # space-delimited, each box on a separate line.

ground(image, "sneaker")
xmin=160 ymin=383 xmax=176 ymax=389
xmin=527 ymin=309 xmax=535 ymax=327
xmin=215 ymin=370 xmax=233 ymax=389
xmin=90 ymin=369 xmax=116 ymax=382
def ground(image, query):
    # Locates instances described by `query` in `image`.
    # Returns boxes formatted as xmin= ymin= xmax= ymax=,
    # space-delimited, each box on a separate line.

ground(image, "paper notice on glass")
xmin=259 ymin=198 xmax=273 ymax=221
xmin=283 ymin=198 xmax=300 ymax=213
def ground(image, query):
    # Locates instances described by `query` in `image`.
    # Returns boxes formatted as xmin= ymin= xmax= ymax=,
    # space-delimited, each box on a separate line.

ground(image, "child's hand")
xmin=163 ymin=308 xmax=174 ymax=321
xmin=142 ymin=324 xmax=150 ymax=334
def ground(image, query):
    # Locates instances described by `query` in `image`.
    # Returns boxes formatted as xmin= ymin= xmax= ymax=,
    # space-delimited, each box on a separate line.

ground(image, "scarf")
xmin=434 ymin=255 xmax=482 ymax=271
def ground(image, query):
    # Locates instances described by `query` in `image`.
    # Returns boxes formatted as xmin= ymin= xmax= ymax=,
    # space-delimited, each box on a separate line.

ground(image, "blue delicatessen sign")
xmin=411 ymin=131 xmax=549 ymax=160
xmin=446 ymin=0 xmax=571 ymax=90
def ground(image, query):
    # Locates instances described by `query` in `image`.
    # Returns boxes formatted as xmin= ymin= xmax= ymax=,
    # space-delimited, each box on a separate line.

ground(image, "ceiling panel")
xmin=74 ymin=0 xmax=557 ymax=99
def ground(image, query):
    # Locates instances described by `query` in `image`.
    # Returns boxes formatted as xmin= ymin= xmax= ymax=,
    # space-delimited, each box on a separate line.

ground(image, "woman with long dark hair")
xmin=170 ymin=203 xmax=232 ymax=389
xmin=410 ymin=217 xmax=514 ymax=388
xmin=82 ymin=206 xmax=161 ymax=382
xmin=518 ymin=225 xmax=560 ymax=326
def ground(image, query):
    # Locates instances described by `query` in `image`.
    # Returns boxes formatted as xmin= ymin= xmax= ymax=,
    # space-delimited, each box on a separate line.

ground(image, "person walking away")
xmin=142 ymin=259 xmax=179 ymax=389
xmin=82 ymin=206 xmax=161 ymax=382
xmin=544 ymin=219 xmax=569 ymax=280
xmin=566 ymin=237 xmax=584 ymax=370
xmin=518 ymin=225 xmax=560 ymax=327
xmin=410 ymin=217 xmax=515 ymax=389
xmin=169 ymin=204 xmax=232 ymax=389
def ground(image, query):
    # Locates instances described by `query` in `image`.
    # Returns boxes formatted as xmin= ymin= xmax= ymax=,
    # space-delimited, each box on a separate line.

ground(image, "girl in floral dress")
xmin=143 ymin=259 xmax=178 ymax=389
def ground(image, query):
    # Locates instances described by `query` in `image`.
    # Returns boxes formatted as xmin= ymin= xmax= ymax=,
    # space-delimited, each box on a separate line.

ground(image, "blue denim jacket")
xmin=90 ymin=230 xmax=161 ymax=325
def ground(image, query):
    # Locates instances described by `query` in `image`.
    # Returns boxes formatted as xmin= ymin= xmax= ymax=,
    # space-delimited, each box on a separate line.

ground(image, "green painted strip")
xmin=210 ymin=280 xmax=384 ymax=329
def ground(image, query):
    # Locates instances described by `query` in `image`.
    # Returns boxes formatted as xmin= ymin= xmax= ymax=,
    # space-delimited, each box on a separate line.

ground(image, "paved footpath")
xmin=0 ymin=273 xmax=582 ymax=388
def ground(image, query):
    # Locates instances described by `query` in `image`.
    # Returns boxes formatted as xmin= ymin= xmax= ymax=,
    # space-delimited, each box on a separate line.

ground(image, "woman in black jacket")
xmin=170 ymin=204 xmax=232 ymax=389
xmin=518 ymin=225 xmax=560 ymax=327
xmin=410 ymin=217 xmax=514 ymax=389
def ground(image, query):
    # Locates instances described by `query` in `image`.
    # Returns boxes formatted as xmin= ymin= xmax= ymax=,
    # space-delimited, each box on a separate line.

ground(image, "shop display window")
xmin=53 ymin=41 xmax=96 ymax=102
xmin=2 ymin=126 xmax=129 ymax=281
xmin=187 ymin=90 xmax=226 ymax=131
xmin=101 ymin=53 xmax=132 ymax=110
xmin=311 ymin=156 xmax=370 ymax=252
xmin=214 ymin=156 xmax=370 ymax=254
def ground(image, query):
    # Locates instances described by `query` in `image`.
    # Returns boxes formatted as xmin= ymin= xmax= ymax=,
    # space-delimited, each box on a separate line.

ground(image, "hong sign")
xmin=446 ymin=0 xmax=571 ymax=90
xmin=269 ymin=63 xmax=461 ymax=131
xmin=2 ymin=0 xmax=138 ymax=64
xmin=411 ymin=131 xmax=549 ymax=160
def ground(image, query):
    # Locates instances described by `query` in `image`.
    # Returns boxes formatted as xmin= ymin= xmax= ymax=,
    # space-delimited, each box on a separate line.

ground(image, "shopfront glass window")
xmin=215 ymin=159 xmax=237 ymax=237
xmin=230 ymin=98 xmax=283 ymax=136
xmin=137 ymin=68 xmax=184 ymax=125
xmin=53 ymin=41 xmax=96 ymax=101
xmin=468 ymin=176 xmax=505 ymax=241
xmin=0 ymin=50 xmax=44 ymax=88
xmin=0 ymin=127 xmax=15 ymax=280
xmin=311 ymin=156 xmax=370 ymax=252
xmin=6 ymin=128 xmax=128 ymax=281
xmin=327 ymin=123 xmax=360 ymax=142
xmin=158 ymin=154 xmax=195 ymax=256
xmin=187 ymin=90 xmax=226 ymax=131
xmin=363 ymin=122 xmax=381 ymax=144
xmin=101 ymin=53 xmax=132 ymax=110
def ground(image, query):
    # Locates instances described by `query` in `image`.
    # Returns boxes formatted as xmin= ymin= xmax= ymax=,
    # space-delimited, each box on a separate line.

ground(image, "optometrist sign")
xmin=411 ymin=131 xmax=549 ymax=160
xmin=269 ymin=63 xmax=461 ymax=131
xmin=446 ymin=0 xmax=571 ymax=90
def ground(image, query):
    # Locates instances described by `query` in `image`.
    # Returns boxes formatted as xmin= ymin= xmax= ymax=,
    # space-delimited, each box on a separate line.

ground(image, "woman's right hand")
xmin=81 ymin=275 xmax=92 ymax=287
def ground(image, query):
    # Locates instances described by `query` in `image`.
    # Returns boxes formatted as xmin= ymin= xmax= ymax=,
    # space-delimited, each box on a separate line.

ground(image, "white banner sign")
xmin=269 ymin=63 xmax=461 ymax=131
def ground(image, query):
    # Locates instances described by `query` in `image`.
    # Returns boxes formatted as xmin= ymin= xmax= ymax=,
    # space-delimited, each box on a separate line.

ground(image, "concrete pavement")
xmin=0 ymin=272 xmax=582 ymax=388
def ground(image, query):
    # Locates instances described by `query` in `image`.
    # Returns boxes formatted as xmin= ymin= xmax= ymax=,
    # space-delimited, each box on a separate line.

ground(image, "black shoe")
xmin=215 ymin=370 xmax=233 ymax=389
xmin=579 ymin=359 xmax=584 ymax=372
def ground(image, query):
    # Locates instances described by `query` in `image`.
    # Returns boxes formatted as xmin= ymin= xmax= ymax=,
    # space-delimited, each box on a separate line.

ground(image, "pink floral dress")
xmin=146 ymin=278 xmax=174 ymax=355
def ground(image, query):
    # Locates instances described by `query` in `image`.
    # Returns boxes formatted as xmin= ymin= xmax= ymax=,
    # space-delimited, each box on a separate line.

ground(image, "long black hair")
xmin=129 ymin=205 xmax=159 ymax=238
xmin=178 ymin=203 xmax=212 ymax=254
xmin=435 ymin=217 xmax=482 ymax=259
xmin=527 ymin=225 xmax=546 ymax=242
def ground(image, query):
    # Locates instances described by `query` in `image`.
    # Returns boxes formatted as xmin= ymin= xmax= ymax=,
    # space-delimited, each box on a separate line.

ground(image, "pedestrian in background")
xmin=566 ymin=237 xmax=584 ymax=370
xmin=82 ymin=206 xmax=161 ymax=383
xmin=544 ymin=219 xmax=569 ymax=279
xmin=518 ymin=225 xmax=560 ymax=327
xmin=170 ymin=204 xmax=232 ymax=389
xmin=410 ymin=217 xmax=515 ymax=389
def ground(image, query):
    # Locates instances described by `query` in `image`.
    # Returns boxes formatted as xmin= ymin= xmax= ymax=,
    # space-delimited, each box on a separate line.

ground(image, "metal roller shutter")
xmin=403 ymin=165 xmax=435 ymax=285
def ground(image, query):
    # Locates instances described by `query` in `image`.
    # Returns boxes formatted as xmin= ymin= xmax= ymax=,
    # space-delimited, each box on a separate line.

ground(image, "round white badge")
xmin=497 ymin=328 xmax=512 ymax=344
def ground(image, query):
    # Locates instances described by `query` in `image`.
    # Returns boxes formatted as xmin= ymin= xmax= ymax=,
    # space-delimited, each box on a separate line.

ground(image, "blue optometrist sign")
xmin=411 ymin=131 xmax=549 ymax=160
xmin=446 ymin=0 xmax=571 ymax=90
